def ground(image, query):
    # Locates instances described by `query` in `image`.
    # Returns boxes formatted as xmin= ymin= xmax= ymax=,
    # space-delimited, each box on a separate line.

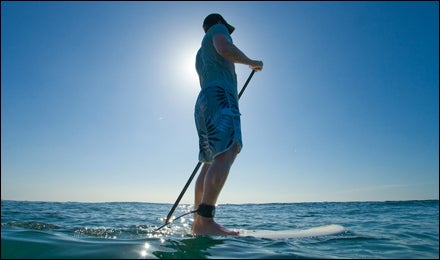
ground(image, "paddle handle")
xmin=238 ymin=70 xmax=255 ymax=99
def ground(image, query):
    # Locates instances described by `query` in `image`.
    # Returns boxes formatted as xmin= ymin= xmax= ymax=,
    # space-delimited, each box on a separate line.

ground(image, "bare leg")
xmin=192 ymin=142 xmax=240 ymax=236
xmin=194 ymin=163 xmax=210 ymax=223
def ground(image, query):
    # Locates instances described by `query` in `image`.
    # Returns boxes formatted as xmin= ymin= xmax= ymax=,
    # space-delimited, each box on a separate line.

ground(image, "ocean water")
xmin=1 ymin=200 xmax=438 ymax=259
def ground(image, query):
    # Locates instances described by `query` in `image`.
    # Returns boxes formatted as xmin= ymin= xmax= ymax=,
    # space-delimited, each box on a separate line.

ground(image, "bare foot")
xmin=192 ymin=216 xmax=239 ymax=236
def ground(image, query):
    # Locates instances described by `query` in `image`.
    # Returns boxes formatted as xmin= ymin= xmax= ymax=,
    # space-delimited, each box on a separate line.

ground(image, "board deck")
xmin=238 ymin=224 xmax=346 ymax=239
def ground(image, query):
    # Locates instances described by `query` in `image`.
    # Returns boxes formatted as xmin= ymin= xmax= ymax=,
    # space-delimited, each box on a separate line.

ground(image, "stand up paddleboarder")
xmin=192 ymin=13 xmax=263 ymax=236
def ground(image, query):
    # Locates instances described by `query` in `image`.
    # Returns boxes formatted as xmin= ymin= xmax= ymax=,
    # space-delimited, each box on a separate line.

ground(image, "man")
xmin=192 ymin=13 xmax=263 ymax=236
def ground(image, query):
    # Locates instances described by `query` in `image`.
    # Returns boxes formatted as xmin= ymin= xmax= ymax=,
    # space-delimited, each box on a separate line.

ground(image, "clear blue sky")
xmin=1 ymin=1 xmax=438 ymax=204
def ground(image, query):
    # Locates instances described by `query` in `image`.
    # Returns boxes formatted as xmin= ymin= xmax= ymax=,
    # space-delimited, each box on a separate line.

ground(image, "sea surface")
xmin=1 ymin=200 xmax=438 ymax=259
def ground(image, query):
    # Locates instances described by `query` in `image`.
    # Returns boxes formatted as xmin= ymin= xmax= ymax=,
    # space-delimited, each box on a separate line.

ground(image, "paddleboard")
xmin=238 ymin=224 xmax=346 ymax=239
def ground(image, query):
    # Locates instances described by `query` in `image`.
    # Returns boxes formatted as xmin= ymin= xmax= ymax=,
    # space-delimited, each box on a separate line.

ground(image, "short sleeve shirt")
xmin=195 ymin=24 xmax=238 ymax=97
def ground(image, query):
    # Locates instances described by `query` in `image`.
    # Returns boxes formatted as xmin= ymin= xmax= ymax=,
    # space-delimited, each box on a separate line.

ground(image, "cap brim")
xmin=226 ymin=24 xmax=235 ymax=34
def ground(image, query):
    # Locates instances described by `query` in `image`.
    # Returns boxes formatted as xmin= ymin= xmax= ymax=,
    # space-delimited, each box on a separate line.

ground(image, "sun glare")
xmin=172 ymin=44 xmax=200 ymax=101
xmin=179 ymin=49 xmax=199 ymax=86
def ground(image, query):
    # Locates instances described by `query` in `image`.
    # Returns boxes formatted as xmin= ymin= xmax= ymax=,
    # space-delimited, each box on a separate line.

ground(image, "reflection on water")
xmin=152 ymin=236 xmax=224 ymax=259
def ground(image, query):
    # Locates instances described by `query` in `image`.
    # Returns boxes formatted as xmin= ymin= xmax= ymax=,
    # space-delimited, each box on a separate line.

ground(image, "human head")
xmin=202 ymin=13 xmax=235 ymax=34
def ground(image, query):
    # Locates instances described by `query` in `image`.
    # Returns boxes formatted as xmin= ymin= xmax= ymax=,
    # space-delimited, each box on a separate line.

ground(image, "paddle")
xmin=156 ymin=70 xmax=256 ymax=231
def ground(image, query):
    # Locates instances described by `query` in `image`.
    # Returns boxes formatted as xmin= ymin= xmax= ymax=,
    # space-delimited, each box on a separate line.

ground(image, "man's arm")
xmin=213 ymin=34 xmax=263 ymax=71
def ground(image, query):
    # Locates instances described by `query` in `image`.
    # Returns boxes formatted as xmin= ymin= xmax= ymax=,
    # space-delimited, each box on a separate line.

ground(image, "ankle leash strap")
xmin=196 ymin=203 xmax=216 ymax=218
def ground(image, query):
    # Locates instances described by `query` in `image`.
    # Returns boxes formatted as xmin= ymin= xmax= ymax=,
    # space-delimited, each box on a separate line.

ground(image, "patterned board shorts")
xmin=194 ymin=86 xmax=243 ymax=163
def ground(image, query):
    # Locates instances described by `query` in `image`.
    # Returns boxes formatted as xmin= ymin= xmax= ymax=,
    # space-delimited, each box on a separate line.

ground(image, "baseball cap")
xmin=203 ymin=13 xmax=235 ymax=34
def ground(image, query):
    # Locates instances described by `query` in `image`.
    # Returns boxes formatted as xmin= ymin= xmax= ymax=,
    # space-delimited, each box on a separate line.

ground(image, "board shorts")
xmin=194 ymin=86 xmax=243 ymax=163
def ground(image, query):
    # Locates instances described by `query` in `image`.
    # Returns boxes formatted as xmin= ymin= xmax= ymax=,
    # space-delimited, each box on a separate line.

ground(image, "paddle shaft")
xmin=164 ymin=70 xmax=256 ymax=224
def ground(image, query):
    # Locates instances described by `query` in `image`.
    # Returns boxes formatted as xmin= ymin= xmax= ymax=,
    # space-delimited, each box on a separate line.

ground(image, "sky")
xmin=1 ymin=1 xmax=438 ymax=204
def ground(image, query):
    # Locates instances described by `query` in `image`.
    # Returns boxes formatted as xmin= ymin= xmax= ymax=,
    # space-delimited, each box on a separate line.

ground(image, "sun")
xmin=167 ymin=32 xmax=201 ymax=102
xmin=180 ymin=50 xmax=199 ymax=86
xmin=173 ymin=44 xmax=200 ymax=100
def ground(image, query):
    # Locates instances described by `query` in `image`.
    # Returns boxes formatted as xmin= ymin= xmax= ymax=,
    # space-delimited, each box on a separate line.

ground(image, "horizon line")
xmin=1 ymin=198 xmax=438 ymax=204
